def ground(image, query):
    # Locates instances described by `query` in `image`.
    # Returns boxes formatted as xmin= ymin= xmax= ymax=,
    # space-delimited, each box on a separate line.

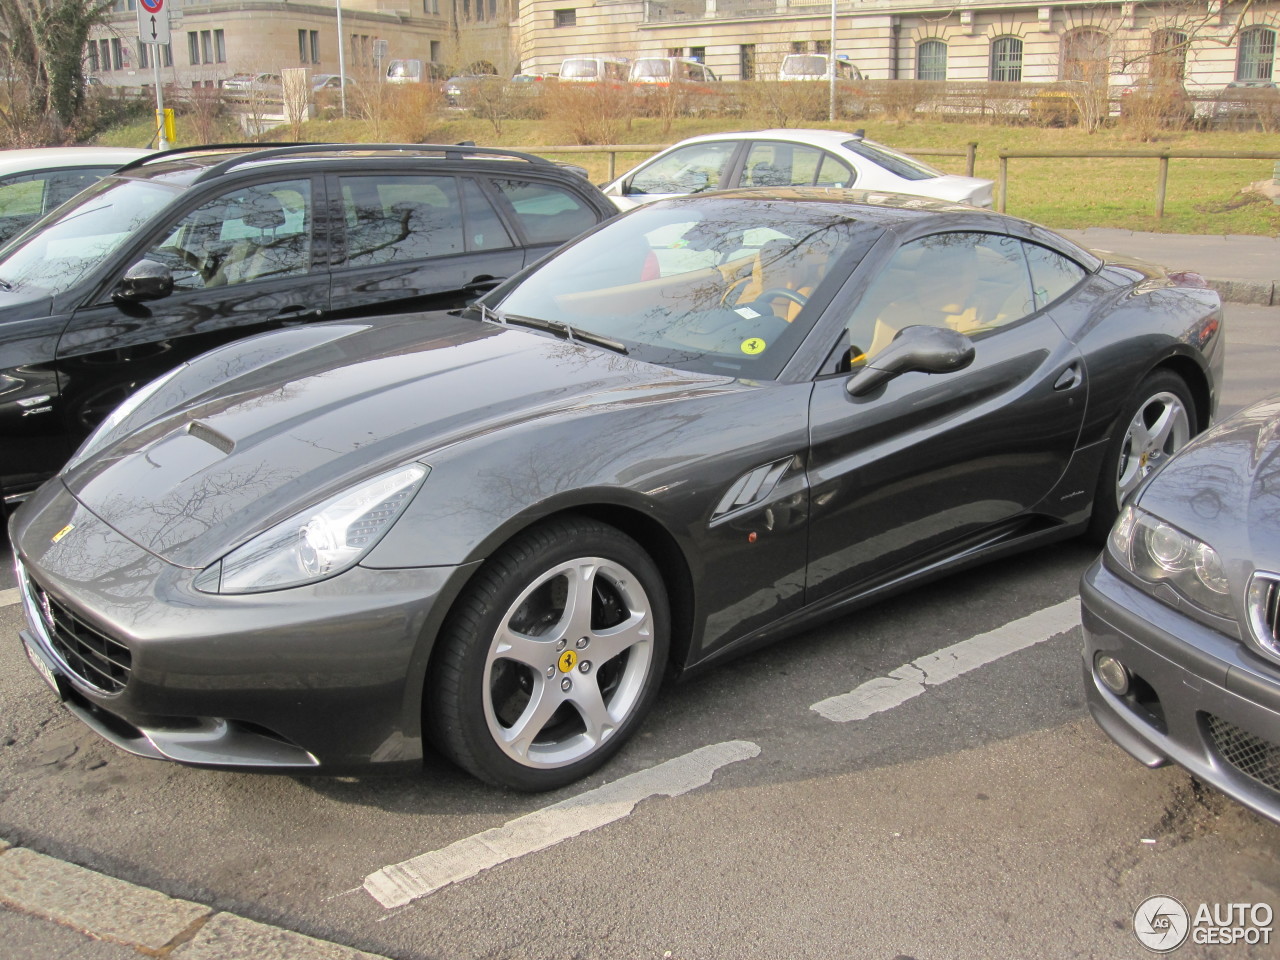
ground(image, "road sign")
xmin=137 ymin=0 xmax=170 ymax=46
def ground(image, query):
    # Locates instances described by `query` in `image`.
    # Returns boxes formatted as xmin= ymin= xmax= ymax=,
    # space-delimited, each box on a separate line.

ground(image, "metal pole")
xmin=336 ymin=0 xmax=347 ymax=118
xmin=1155 ymin=155 xmax=1169 ymax=219
xmin=828 ymin=0 xmax=837 ymax=122
xmin=153 ymin=47 xmax=170 ymax=149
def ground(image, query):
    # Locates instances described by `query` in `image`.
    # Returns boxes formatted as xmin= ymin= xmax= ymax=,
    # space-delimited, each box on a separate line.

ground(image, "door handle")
xmin=1053 ymin=364 xmax=1083 ymax=391
xmin=463 ymin=276 xmax=503 ymax=293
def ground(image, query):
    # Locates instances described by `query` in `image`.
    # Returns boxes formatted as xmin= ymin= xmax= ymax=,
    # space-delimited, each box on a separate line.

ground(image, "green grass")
xmin=92 ymin=112 xmax=1280 ymax=236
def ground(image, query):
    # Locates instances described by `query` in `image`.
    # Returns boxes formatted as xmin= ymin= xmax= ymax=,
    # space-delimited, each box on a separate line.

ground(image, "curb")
xmin=0 ymin=840 xmax=390 ymax=960
xmin=1207 ymin=276 xmax=1277 ymax=306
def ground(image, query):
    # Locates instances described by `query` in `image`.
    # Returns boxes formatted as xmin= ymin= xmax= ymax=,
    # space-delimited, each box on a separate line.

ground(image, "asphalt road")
xmin=2 ymin=301 xmax=1278 ymax=960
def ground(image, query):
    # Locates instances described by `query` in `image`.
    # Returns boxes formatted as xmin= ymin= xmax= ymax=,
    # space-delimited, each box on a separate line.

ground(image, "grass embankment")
xmin=98 ymin=114 xmax=1280 ymax=236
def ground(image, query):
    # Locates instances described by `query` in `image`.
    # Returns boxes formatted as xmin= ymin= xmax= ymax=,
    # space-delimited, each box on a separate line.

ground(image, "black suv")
xmin=0 ymin=143 xmax=616 ymax=505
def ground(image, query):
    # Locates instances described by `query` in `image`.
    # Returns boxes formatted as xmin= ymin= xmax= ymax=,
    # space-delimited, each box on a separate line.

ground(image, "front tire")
xmin=1088 ymin=371 xmax=1196 ymax=541
xmin=428 ymin=516 xmax=669 ymax=790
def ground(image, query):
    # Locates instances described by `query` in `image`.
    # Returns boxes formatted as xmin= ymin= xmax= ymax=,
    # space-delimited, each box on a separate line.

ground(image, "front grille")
xmin=36 ymin=588 xmax=132 ymax=694
xmin=1247 ymin=573 xmax=1280 ymax=661
xmin=1204 ymin=713 xmax=1280 ymax=794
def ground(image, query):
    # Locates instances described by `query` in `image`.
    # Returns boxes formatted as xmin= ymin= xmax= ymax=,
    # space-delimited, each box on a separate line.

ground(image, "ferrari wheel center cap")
xmin=557 ymin=649 xmax=578 ymax=673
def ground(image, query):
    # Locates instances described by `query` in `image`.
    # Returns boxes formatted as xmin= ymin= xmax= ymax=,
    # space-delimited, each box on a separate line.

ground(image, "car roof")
xmin=667 ymin=129 xmax=864 ymax=149
xmin=107 ymin=143 xmax=584 ymax=189
xmin=0 ymin=146 xmax=152 ymax=177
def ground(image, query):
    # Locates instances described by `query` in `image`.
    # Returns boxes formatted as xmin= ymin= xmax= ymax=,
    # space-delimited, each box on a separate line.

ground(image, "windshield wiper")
xmin=499 ymin=313 xmax=628 ymax=356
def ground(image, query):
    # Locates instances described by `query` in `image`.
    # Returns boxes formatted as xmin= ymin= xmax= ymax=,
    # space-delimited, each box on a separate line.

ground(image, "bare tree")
xmin=0 ymin=0 xmax=115 ymax=142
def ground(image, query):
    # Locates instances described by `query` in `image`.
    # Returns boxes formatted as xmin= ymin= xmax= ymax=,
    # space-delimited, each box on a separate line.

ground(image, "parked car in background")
xmin=442 ymin=73 xmax=503 ymax=107
xmin=385 ymin=59 xmax=450 ymax=85
xmin=1210 ymin=79 xmax=1280 ymax=128
xmin=0 ymin=142 xmax=616 ymax=506
xmin=311 ymin=73 xmax=355 ymax=91
xmin=0 ymin=147 xmax=150 ymax=246
xmin=1082 ymin=394 xmax=1280 ymax=825
xmin=779 ymin=54 xmax=863 ymax=82
xmin=11 ymin=189 xmax=1221 ymax=791
xmin=558 ymin=55 xmax=630 ymax=88
xmin=601 ymin=129 xmax=994 ymax=211
xmin=220 ymin=72 xmax=283 ymax=100
xmin=630 ymin=56 xmax=719 ymax=86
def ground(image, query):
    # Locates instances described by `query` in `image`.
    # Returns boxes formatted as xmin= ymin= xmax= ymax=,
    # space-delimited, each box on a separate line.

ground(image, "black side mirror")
xmin=845 ymin=325 xmax=975 ymax=397
xmin=114 ymin=259 xmax=174 ymax=302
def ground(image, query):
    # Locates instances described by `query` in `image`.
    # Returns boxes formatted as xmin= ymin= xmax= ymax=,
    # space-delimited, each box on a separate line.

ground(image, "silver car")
xmin=601 ymin=128 xmax=993 ymax=211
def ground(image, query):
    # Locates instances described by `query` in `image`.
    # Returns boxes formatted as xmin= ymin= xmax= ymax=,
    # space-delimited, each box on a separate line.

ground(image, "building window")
xmin=1061 ymin=28 xmax=1110 ymax=83
xmin=1237 ymin=26 xmax=1276 ymax=82
xmin=989 ymin=36 xmax=1023 ymax=82
xmin=791 ymin=41 xmax=807 ymax=54
xmin=187 ymin=32 xmax=199 ymax=65
xmin=740 ymin=44 xmax=755 ymax=81
xmin=200 ymin=30 xmax=212 ymax=64
xmin=139 ymin=40 xmax=149 ymax=69
xmin=814 ymin=40 xmax=829 ymax=56
xmin=553 ymin=9 xmax=575 ymax=27
xmin=98 ymin=39 xmax=111 ymax=71
xmin=298 ymin=30 xmax=320 ymax=64
xmin=916 ymin=40 xmax=947 ymax=81
xmin=299 ymin=29 xmax=308 ymax=63
xmin=87 ymin=43 xmax=99 ymax=73
xmin=667 ymin=47 xmax=683 ymax=57
xmin=310 ymin=31 xmax=320 ymax=63
xmin=431 ymin=40 xmax=441 ymax=62
xmin=215 ymin=30 xmax=226 ymax=63
xmin=689 ymin=46 xmax=705 ymax=63
xmin=111 ymin=37 xmax=123 ymax=71
xmin=1149 ymin=29 xmax=1187 ymax=84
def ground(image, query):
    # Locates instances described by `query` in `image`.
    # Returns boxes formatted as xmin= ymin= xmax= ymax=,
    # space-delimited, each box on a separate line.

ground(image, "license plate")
xmin=24 ymin=636 xmax=64 ymax=700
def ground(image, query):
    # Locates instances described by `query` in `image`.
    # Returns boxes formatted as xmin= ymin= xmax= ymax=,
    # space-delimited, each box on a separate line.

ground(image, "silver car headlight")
xmin=195 ymin=463 xmax=428 ymax=594
xmin=1109 ymin=505 xmax=1233 ymax=619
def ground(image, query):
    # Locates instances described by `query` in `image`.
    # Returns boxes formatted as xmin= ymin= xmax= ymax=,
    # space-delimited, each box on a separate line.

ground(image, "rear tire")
xmin=1087 ymin=371 xmax=1196 ymax=542
xmin=427 ymin=515 xmax=669 ymax=791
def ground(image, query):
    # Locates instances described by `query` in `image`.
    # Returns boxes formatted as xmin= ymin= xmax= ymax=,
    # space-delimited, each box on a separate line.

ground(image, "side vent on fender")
xmin=711 ymin=456 xmax=797 ymax=522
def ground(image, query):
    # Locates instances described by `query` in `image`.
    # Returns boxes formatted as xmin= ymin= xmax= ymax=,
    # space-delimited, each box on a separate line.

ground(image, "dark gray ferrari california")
xmin=10 ymin=189 xmax=1224 ymax=790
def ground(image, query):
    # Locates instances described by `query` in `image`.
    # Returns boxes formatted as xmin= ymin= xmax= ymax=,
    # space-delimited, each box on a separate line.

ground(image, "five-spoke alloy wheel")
xmin=429 ymin=516 xmax=669 ymax=790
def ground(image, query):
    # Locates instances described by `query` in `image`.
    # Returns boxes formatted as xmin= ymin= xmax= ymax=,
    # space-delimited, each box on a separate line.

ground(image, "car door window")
xmin=840 ymin=231 xmax=1035 ymax=368
xmin=341 ymin=174 xmax=472 ymax=266
xmin=1024 ymin=241 xmax=1087 ymax=310
xmin=0 ymin=168 xmax=114 ymax=244
xmin=627 ymin=141 xmax=736 ymax=196
xmin=460 ymin=178 xmax=514 ymax=250
xmin=491 ymin=178 xmax=598 ymax=244
xmin=147 ymin=179 xmax=313 ymax=290
xmin=815 ymin=154 xmax=854 ymax=188
xmin=743 ymin=143 xmax=841 ymax=188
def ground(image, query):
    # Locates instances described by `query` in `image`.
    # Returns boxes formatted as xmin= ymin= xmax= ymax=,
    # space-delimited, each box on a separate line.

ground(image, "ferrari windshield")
xmin=0 ymin=176 xmax=178 ymax=296
xmin=493 ymin=197 xmax=882 ymax=379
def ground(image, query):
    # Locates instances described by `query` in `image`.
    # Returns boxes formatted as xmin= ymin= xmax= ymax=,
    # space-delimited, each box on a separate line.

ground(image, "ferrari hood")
xmin=64 ymin=313 xmax=731 ymax=568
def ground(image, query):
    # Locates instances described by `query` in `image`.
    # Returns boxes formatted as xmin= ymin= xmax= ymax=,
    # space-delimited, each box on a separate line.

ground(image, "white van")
xmin=630 ymin=57 xmax=720 ymax=87
xmin=779 ymin=54 xmax=863 ymax=82
xmin=386 ymin=59 xmax=449 ymax=84
xmin=559 ymin=56 xmax=630 ymax=86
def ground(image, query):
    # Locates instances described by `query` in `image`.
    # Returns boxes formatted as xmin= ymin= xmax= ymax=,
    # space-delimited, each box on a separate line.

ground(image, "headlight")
xmin=1109 ymin=505 xmax=1233 ymax=619
xmin=196 ymin=463 xmax=428 ymax=594
xmin=64 ymin=363 xmax=189 ymax=470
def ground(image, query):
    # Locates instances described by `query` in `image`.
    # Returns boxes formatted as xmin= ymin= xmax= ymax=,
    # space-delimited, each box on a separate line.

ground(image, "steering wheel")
xmin=753 ymin=287 xmax=808 ymax=309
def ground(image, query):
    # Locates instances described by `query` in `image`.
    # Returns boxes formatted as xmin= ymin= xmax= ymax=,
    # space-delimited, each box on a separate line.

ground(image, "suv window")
xmin=147 ymin=179 xmax=313 ymax=289
xmin=339 ymin=174 xmax=516 ymax=267
xmin=492 ymin=178 xmax=599 ymax=244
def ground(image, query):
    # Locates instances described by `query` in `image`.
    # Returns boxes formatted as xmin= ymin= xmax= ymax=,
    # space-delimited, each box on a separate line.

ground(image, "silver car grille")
xmin=1246 ymin=572 xmax=1280 ymax=662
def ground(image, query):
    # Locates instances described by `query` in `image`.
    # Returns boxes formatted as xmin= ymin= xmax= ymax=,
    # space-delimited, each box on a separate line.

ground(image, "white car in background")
xmin=600 ymin=128 xmax=993 ymax=211
xmin=0 ymin=146 xmax=151 ymax=246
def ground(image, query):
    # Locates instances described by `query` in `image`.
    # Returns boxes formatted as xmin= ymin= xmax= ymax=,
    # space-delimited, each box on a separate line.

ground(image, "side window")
xmin=627 ymin=141 xmax=736 ymax=196
xmin=841 ymin=232 xmax=1034 ymax=368
xmin=491 ymin=178 xmax=597 ymax=244
xmin=1024 ymin=241 xmax=1087 ymax=309
xmin=340 ymin=174 xmax=465 ymax=267
xmin=815 ymin=153 xmax=854 ymax=188
xmin=147 ymin=179 xmax=312 ymax=290
xmin=460 ymin=179 xmax=513 ymax=250
xmin=744 ymin=143 xmax=837 ymax=188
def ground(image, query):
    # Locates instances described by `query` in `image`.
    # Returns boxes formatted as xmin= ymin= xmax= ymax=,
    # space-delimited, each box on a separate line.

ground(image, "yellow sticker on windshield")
xmin=740 ymin=338 xmax=767 ymax=355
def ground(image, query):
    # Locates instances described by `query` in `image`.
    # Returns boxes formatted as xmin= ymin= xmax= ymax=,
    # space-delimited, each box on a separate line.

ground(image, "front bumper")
xmin=11 ymin=479 xmax=472 ymax=773
xmin=1080 ymin=558 xmax=1280 ymax=825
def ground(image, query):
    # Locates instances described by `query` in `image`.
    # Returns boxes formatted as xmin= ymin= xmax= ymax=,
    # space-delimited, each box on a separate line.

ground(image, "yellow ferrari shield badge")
xmin=558 ymin=650 xmax=578 ymax=673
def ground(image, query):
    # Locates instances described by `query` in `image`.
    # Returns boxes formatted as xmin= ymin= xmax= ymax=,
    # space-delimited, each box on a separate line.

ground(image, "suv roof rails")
xmin=115 ymin=142 xmax=562 ymax=184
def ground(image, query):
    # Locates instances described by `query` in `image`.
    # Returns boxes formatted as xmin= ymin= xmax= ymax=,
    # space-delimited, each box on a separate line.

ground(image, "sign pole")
xmin=137 ymin=0 xmax=171 ymax=148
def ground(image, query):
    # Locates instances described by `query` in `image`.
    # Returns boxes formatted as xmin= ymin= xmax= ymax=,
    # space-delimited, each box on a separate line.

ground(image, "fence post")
xmin=998 ymin=155 xmax=1008 ymax=213
xmin=966 ymin=141 xmax=977 ymax=178
xmin=608 ymin=150 xmax=617 ymax=181
xmin=1155 ymin=154 xmax=1169 ymax=219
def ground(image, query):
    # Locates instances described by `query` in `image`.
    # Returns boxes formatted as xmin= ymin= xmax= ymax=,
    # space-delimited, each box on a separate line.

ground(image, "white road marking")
xmin=0 ymin=588 xmax=19 ymax=608
xmin=363 ymin=739 xmax=760 ymax=909
xmin=810 ymin=597 xmax=1081 ymax=723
